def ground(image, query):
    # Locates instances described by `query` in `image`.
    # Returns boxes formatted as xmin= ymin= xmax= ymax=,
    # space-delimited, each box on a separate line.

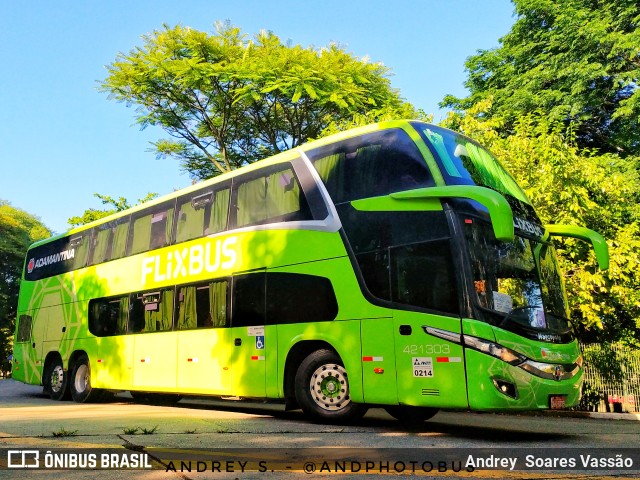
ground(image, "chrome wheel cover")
xmin=308 ymin=363 xmax=351 ymax=411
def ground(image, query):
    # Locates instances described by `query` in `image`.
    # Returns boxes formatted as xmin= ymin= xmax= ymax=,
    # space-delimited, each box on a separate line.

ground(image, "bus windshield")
xmin=464 ymin=218 xmax=570 ymax=333
xmin=413 ymin=123 xmax=530 ymax=205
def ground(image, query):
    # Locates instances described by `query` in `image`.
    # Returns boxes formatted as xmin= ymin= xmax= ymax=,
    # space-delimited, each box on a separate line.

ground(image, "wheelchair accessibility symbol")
xmin=255 ymin=336 xmax=264 ymax=350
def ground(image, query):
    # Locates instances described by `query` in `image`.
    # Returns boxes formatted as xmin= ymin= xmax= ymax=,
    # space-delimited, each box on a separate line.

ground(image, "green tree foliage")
xmin=442 ymin=107 xmax=640 ymax=343
xmin=101 ymin=22 xmax=415 ymax=180
xmin=442 ymin=0 xmax=640 ymax=155
xmin=0 ymin=201 xmax=50 ymax=370
xmin=68 ymin=193 xmax=158 ymax=227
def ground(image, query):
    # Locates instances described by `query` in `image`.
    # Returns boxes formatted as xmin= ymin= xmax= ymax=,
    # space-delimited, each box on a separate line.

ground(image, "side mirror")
xmin=545 ymin=224 xmax=609 ymax=270
xmin=390 ymin=186 xmax=514 ymax=241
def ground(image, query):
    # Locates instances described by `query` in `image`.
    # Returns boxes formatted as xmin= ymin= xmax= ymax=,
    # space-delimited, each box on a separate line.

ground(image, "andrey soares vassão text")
xmin=466 ymin=453 xmax=635 ymax=470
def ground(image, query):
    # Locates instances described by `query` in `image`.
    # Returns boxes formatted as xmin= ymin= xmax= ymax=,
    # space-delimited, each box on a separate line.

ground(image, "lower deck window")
xmin=176 ymin=280 xmax=228 ymax=330
xmin=355 ymin=239 xmax=459 ymax=315
xmin=87 ymin=272 xmax=337 ymax=336
xmin=88 ymin=297 xmax=128 ymax=337
xmin=16 ymin=315 xmax=33 ymax=342
xmin=129 ymin=289 xmax=174 ymax=333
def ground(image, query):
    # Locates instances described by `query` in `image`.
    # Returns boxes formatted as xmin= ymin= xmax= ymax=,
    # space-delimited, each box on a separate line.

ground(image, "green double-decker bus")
xmin=12 ymin=120 xmax=608 ymax=423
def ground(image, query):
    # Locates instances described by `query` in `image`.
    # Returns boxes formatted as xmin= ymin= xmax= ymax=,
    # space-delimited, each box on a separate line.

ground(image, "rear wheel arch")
xmin=68 ymin=350 xmax=88 ymax=374
xmin=293 ymin=348 xmax=367 ymax=423
xmin=68 ymin=350 xmax=104 ymax=403
xmin=283 ymin=340 xmax=337 ymax=406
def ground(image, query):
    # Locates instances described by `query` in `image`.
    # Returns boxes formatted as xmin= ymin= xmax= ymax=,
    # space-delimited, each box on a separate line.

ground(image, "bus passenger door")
xmin=229 ymin=325 xmax=271 ymax=398
xmin=229 ymin=273 xmax=267 ymax=398
xmin=388 ymin=236 xmax=467 ymax=408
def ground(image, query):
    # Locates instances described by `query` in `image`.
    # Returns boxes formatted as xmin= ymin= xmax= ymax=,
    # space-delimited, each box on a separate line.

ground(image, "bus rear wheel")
xmin=384 ymin=406 xmax=439 ymax=425
xmin=43 ymin=357 xmax=69 ymax=401
xmin=294 ymin=349 xmax=367 ymax=424
xmin=70 ymin=354 xmax=102 ymax=403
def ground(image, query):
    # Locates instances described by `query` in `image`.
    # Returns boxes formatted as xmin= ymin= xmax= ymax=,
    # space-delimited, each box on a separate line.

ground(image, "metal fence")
xmin=580 ymin=343 xmax=640 ymax=413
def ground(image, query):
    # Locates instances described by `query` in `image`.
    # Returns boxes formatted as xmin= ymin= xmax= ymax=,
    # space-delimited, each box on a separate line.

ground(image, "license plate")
xmin=550 ymin=395 xmax=567 ymax=410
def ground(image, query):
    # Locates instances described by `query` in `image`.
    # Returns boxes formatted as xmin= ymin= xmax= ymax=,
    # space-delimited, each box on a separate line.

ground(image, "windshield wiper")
xmin=499 ymin=305 xmax=537 ymax=328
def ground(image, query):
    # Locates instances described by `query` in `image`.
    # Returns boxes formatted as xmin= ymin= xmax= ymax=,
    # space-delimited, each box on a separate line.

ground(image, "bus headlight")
xmin=463 ymin=335 xmax=526 ymax=366
xmin=424 ymin=326 xmax=581 ymax=380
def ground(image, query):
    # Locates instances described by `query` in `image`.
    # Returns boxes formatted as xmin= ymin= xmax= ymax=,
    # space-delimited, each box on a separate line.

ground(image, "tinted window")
xmin=88 ymin=296 xmax=129 ymax=337
xmin=176 ymin=280 xmax=228 ymax=330
xmin=89 ymin=216 xmax=130 ymax=265
xmin=353 ymin=240 xmax=459 ymax=314
xmin=267 ymin=273 xmax=338 ymax=324
xmin=390 ymin=240 xmax=459 ymax=314
xmin=414 ymin=123 xmax=529 ymax=204
xmin=336 ymin=205 xmax=451 ymax=254
xmin=232 ymin=273 xmax=266 ymax=327
xmin=355 ymin=250 xmax=391 ymax=301
xmin=464 ymin=219 xmax=569 ymax=332
xmin=306 ymin=129 xmax=434 ymax=204
xmin=175 ymin=186 xmax=230 ymax=244
xmin=69 ymin=233 xmax=91 ymax=269
xmin=128 ymin=202 xmax=175 ymax=255
xmin=25 ymin=233 xmax=92 ymax=281
xmin=233 ymin=164 xmax=312 ymax=228
xmin=336 ymin=204 xmax=458 ymax=314
xmin=129 ymin=289 xmax=174 ymax=333
xmin=16 ymin=315 xmax=32 ymax=342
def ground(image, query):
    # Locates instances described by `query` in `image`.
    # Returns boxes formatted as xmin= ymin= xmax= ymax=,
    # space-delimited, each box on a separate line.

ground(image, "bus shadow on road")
xmin=421 ymin=420 xmax=572 ymax=442
xmin=124 ymin=395 xmax=573 ymax=442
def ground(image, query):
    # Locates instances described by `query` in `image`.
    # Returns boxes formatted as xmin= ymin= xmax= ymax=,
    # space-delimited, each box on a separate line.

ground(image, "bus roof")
xmin=30 ymin=120 xmax=421 ymax=248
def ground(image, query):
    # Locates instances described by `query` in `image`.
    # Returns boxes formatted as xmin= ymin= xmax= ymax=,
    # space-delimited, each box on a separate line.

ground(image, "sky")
xmin=0 ymin=0 xmax=515 ymax=235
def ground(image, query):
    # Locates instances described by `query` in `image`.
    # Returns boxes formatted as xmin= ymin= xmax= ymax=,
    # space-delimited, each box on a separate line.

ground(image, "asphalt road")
xmin=1 ymin=378 xmax=639 ymax=479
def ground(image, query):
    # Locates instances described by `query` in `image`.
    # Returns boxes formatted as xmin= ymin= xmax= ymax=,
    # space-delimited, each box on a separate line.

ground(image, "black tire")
xmin=70 ymin=354 xmax=103 ymax=403
xmin=384 ymin=406 xmax=439 ymax=425
xmin=294 ymin=349 xmax=367 ymax=424
xmin=43 ymin=357 xmax=69 ymax=401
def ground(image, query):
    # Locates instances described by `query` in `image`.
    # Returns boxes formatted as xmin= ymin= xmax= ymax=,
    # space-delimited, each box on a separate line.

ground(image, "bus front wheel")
xmin=70 ymin=354 xmax=102 ymax=403
xmin=384 ymin=406 xmax=439 ymax=425
xmin=294 ymin=349 xmax=367 ymax=424
xmin=43 ymin=357 xmax=69 ymax=401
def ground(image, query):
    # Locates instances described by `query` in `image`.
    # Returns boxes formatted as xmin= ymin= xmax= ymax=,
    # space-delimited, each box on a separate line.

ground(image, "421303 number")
xmin=403 ymin=344 xmax=450 ymax=355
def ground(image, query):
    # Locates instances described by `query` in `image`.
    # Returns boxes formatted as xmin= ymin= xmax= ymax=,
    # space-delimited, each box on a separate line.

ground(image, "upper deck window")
xmin=305 ymin=129 xmax=434 ymax=205
xmin=24 ymin=233 xmax=92 ymax=281
xmin=175 ymin=185 xmax=230 ymax=244
xmin=89 ymin=216 xmax=130 ymax=265
xmin=231 ymin=163 xmax=312 ymax=228
xmin=128 ymin=201 xmax=175 ymax=255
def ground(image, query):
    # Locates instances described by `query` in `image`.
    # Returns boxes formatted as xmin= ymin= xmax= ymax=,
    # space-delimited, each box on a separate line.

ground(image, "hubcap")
xmin=74 ymin=365 xmax=89 ymax=393
xmin=50 ymin=365 xmax=64 ymax=393
xmin=308 ymin=363 xmax=351 ymax=411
